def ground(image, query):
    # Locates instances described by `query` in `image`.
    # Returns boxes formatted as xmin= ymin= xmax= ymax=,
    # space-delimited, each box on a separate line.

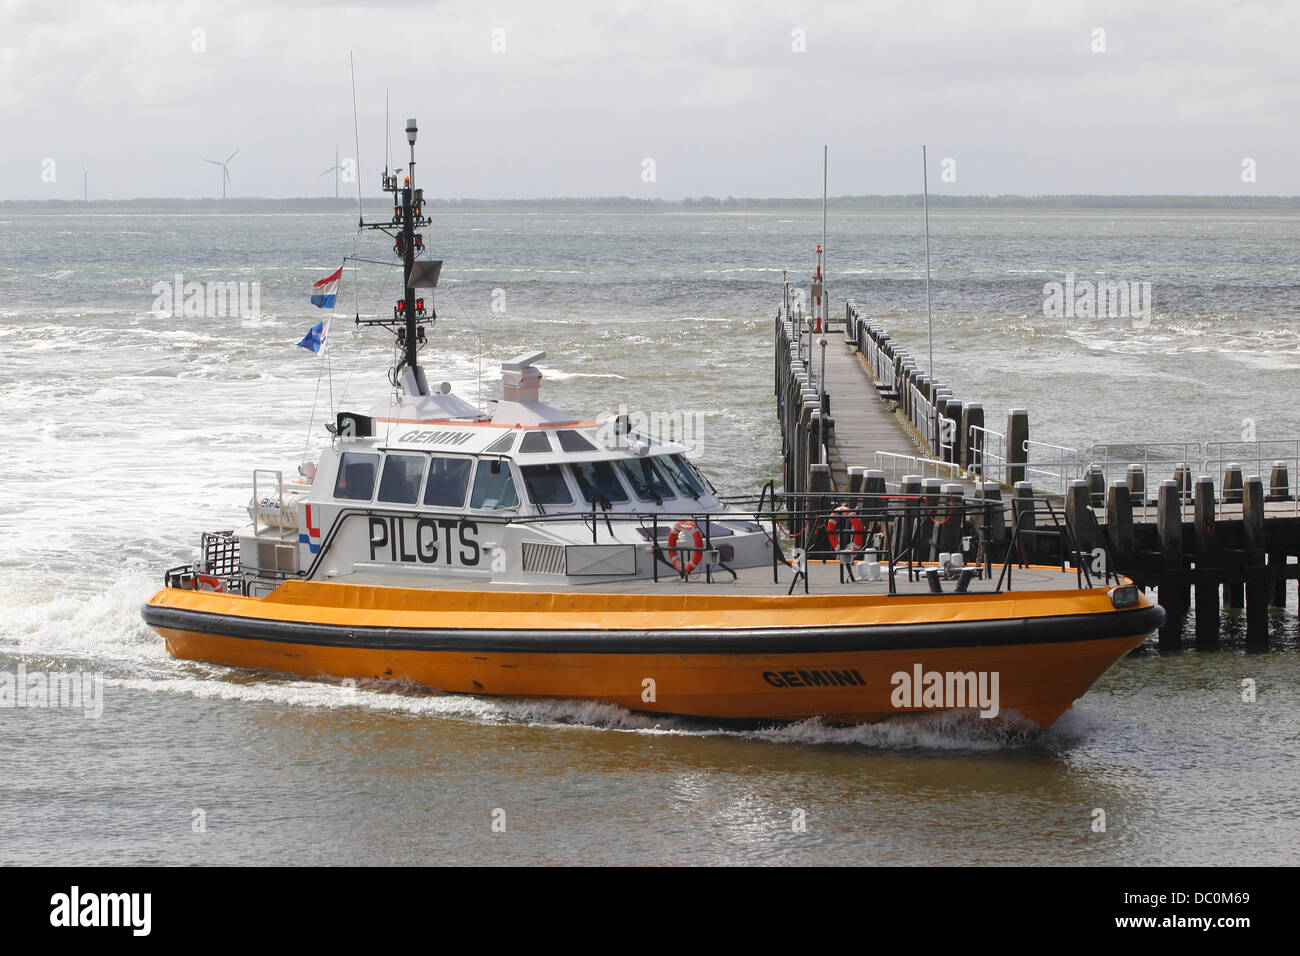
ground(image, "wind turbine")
xmin=203 ymin=147 xmax=241 ymax=200
xmin=318 ymin=145 xmax=342 ymax=199
xmin=81 ymin=163 xmax=90 ymax=203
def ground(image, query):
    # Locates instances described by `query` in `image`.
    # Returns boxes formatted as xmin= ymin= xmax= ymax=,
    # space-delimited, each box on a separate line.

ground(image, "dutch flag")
xmin=310 ymin=266 xmax=342 ymax=309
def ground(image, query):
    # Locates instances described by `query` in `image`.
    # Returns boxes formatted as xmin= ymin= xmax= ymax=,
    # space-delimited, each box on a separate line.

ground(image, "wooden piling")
xmin=809 ymin=462 xmax=831 ymax=493
xmin=944 ymin=399 xmax=964 ymax=464
xmin=1192 ymin=475 xmax=1219 ymax=646
xmin=1268 ymin=461 xmax=1292 ymax=501
xmin=961 ymin=403 xmax=984 ymax=475
xmin=922 ymin=478 xmax=944 ymax=560
xmin=1086 ymin=464 xmax=1105 ymax=508
xmin=1006 ymin=409 xmax=1029 ymax=486
xmin=900 ymin=475 xmax=922 ymax=564
xmin=1106 ymin=480 xmax=1135 ymax=572
xmin=1156 ymin=479 xmax=1185 ymax=647
xmin=931 ymin=385 xmax=951 ymax=453
xmin=796 ymin=401 xmax=815 ymax=494
xmin=976 ymin=481 xmax=1007 ymax=549
xmin=1268 ymin=550 xmax=1288 ymax=608
xmin=863 ymin=469 xmax=886 ymax=512
xmin=933 ymin=482 xmax=965 ymax=557
xmin=915 ymin=374 xmax=930 ymax=434
xmin=1265 ymin=461 xmax=1292 ymax=605
xmin=1221 ymin=462 xmax=1245 ymax=610
xmin=1242 ymin=475 xmax=1269 ymax=646
xmin=1223 ymin=463 xmax=1243 ymax=504
xmin=807 ymin=409 xmax=824 ymax=483
xmin=1011 ymin=480 xmax=1036 ymax=564
xmin=1126 ymin=464 xmax=1146 ymax=507
xmin=1065 ymin=480 xmax=1099 ymax=557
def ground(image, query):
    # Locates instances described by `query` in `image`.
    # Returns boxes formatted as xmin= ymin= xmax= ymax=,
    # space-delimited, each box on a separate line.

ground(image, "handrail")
xmin=1025 ymin=438 xmax=1082 ymax=457
xmin=873 ymin=450 xmax=963 ymax=488
xmin=174 ymin=490 xmax=1119 ymax=597
xmin=969 ymin=425 xmax=1006 ymax=484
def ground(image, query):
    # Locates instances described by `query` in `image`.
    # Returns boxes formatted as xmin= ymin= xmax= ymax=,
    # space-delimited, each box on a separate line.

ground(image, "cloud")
xmin=1 ymin=0 xmax=1297 ymax=199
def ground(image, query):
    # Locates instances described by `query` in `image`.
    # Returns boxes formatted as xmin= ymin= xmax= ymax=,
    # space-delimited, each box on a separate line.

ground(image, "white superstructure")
xmin=225 ymin=352 xmax=771 ymax=597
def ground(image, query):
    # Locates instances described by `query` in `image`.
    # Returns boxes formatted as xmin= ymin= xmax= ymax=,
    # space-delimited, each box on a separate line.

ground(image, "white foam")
xmin=0 ymin=571 xmax=166 ymax=667
xmin=742 ymin=709 xmax=1048 ymax=751
xmin=540 ymin=369 xmax=627 ymax=381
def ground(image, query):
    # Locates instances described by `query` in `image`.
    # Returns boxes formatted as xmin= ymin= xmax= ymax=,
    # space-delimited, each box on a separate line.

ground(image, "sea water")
xmin=1 ymin=208 xmax=1297 ymax=864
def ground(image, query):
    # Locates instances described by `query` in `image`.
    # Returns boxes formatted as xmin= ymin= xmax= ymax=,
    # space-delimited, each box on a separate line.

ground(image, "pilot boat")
xmin=141 ymin=119 xmax=1164 ymax=729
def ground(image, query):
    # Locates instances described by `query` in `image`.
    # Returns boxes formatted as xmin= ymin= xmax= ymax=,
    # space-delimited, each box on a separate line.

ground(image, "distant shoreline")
xmin=3 ymin=194 xmax=1299 ymax=213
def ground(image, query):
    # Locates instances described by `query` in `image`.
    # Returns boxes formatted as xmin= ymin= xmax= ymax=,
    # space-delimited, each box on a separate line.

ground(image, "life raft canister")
xmin=827 ymin=505 xmax=866 ymax=552
xmin=667 ymin=519 xmax=705 ymax=574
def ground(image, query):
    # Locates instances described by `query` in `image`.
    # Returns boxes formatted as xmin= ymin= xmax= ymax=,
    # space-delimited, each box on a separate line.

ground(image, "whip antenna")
xmin=923 ymin=144 xmax=933 ymax=383
xmin=350 ymin=52 xmax=363 ymax=226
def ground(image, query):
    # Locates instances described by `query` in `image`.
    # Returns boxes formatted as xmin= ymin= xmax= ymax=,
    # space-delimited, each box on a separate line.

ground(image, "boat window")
xmin=470 ymin=459 xmax=519 ymax=510
xmin=519 ymin=431 xmax=552 ymax=453
xmin=618 ymin=458 xmax=675 ymax=502
xmin=377 ymin=454 xmax=426 ymax=505
xmin=658 ymin=454 xmax=705 ymax=498
xmin=520 ymin=464 xmax=573 ymax=505
xmin=423 ymin=456 xmax=472 ymax=508
xmin=556 ymin=429 xmax=596 ymax=452
xmin=485 ymin=432 xmax=517 ymax=454
xmin=333 ymin=452 xmax=379 ymax=501
xmin=569 ymin=460 xmax=629 ymax=504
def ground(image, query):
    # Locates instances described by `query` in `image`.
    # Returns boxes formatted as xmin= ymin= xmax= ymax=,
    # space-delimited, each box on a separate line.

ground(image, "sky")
xmin=2 ymin=0 xmax=1297 ymax=200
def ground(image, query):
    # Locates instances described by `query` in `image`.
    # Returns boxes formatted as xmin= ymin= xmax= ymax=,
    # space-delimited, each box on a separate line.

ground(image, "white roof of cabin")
xmin=371 ymin=390 xmax=488 ymax=424
xmin=369 ymin=421 xmax=688 ymax=462
xmin=352 ymin=352 xmax=692 ymax=464
xmin=489 ymin=397 xmax=581 ymax=427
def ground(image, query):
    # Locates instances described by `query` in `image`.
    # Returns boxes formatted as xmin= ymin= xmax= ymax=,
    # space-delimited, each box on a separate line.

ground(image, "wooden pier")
xmin=774 ymin=294 xmax=1300 ymax=649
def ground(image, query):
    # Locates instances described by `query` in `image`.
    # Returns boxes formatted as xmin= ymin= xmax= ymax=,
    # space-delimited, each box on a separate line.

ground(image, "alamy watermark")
xmin=151 ymin=273 xmax=261 ymax=319
xmin=890 ymin=665 xmax=1000 ymax=718
xmin=596 ymin=402 xmax=707 ymax=456
xmin=1043 ymin=272 xmax=1152 ymax=327
xmin=1 ymin=663 xmax=104 ymax=718
xmin=50 ymin=886 xmax=150 ymax=936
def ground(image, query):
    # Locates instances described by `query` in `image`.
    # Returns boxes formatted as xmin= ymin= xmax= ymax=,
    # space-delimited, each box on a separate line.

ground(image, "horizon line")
xmin=4 ymin=192 xmax=1300 ymax=208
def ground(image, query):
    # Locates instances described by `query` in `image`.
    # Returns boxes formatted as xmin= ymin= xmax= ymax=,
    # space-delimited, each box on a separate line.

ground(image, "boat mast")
xmin=400 ymin=119 xmax=419 ymax=377
xmin=822 ymin=144 xmax=827 ymax=330
xmin=357 ymin=116 xmax=437 ymax=396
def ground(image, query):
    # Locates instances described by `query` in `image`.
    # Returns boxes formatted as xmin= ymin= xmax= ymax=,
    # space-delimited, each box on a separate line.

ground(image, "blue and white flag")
xmin=298 ymin=317 xmax=329 ymax=353
xmin=310 ymin=266 xmax=342 ymax=309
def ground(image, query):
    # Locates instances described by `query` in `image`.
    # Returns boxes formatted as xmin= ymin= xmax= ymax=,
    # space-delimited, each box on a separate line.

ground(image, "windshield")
xmin=569 ymin=460 xmax=629 ymax=504
xmin=521 ymin=463 xmax=573 ymax=506
xmin=378 ymin=454 xmax=425 ymax=505
xmin=469 ymin=459 xmax=519 ymax=510
xmin=424 ymin=456 xmax=472 ymax=508
xmin=657 ymin=454 xmax=704 ymax=498
xmin=618 ymin=458 xmax=674 ymax=503
xmin=333 ymin=453 xmax=379 ymax=501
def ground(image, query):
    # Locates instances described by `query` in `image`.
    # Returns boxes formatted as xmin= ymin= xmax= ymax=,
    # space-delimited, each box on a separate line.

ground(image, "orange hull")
xmin=143 ymin=580 xmax=1161 ymax=727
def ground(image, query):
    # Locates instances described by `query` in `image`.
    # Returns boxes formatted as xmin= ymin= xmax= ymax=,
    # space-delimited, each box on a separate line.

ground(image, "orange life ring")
xmin=193 ymin=573 xmax=225 ymax=594
xmin=827 ymin=505 xmax=866 ymax=552
xmin=667 ymin=520 xmax=704 ymax=574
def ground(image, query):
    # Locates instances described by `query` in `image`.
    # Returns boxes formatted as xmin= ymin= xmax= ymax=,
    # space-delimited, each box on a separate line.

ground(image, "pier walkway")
xmin=818 ymin=330 xmax=926 ymax=486
xmin=773 ymin=292 xmax=1300 ymax=648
